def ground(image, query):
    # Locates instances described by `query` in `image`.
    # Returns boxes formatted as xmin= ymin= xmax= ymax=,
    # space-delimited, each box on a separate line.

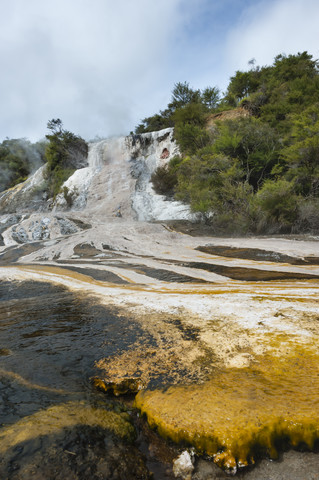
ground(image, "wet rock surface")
xmin=92 ymin=376 xmax=145 ymax=396
xmin=195 ymin=244 xmax=309 ymax=264
xmin=11 ymin=225 xmax=29 ymax=243
xmin=73 ymin=242 xmax=105 ymax=258
xmin=193 ymin=452 xmax=319 ymax=479
xmin=56 ymin=216 xmax=79 ymax=235
xmin=51 ymin=264 xmax=129 ymax=284
xmin=0 ymin=214 xmax=22 ymax=239
xmin=0 ymin=420 xmax=152 ymax=480
xmin=1 ymin=216 xmax=319 ymax=478
xmin=182 ymin=260 xmax=319 ymax=281
xmin=0 ymin=280 xmax=160 ymax=479
xmin=0 ymin=242 xmax=44 ymax=264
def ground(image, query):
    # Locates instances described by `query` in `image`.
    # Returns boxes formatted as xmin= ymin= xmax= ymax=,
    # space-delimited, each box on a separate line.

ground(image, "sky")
xmin=0 ymin=0 xmax=318 ymax=143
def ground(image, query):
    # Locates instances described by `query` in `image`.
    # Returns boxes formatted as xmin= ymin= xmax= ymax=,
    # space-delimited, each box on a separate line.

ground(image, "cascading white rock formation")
xmin=88 ymin=140 xmax=106 ymax=170
xmin=129 ymin=129 xmax=195 ymax=221
xmin=0 ymin=127 xmax=196 ymax=222
xmin=55 ymin=128 xmax=195 ymax=221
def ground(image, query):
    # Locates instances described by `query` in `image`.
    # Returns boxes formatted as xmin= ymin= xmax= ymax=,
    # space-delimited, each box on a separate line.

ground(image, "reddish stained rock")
xmin=160 ymin=148 xmax=170 ymax=159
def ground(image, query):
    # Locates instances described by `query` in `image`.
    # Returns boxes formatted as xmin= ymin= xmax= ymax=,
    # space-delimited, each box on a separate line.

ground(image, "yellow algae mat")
xmin=0 ymin=401 xmax=135 ymax=455
xmin=135 ymin=344 xmax=319 ymax=473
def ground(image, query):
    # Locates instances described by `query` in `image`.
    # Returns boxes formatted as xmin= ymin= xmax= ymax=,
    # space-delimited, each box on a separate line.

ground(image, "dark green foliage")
xmin=281 ymin=104 xmax=319 ymax=197
xmin=174 ymin=124 xmax=210 ymax=156
xmin=0 ymin=138 xmax=46 ymax=193
xmin=135 ymin=82 xmax=220 ymax=134
xmin=295 ymin=198 xmax=319 ymax=232
xmin=45 ymin=119 xmax=88 ymax=198
xmin=240 ymin=90 xmax=268 ymax=116
xmin=173 ymin=103 xmax=210 ymax=155
xmin=212 ymin=118 xmax=280 ymax=189
xmin=148 ymin=51 xmax=319 ymax=234
xmin=175 ymin=150 xmax=253 ymax=233
xmin=62 ymin=186 xmax=74 ymax=208
xmin=201 ymin=86 xmax=221 ymax=110
xmin=150 ymin=156 xmax=181 ymax=197
xmin=225 ymin=70 xmax=261 ymax=105
xmin=0 ymin=120 xmax=87 ymax=201
xmin=168 ymin=81 xmax=201 ymax=110
xmin=252 ymin=179 xmax=300 ymax=233
xmin=135 ymin=111 xmax=173 ymax=134
xmin=173 ymin=102 xmax=207 ymax=127
xmin=246 ymin=52 xmax=319 ymax=132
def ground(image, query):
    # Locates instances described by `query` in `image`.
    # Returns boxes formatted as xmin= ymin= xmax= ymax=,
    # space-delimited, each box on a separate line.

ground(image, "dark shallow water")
xmin=0 ymin=280 xmax=168 ymax=480
xmin=0 ymin=280 xmax=143 ymax=408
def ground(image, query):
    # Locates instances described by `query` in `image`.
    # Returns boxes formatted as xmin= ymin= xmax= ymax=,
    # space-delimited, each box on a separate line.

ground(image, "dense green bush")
xmin=44 ymin=119 xmax=88 ymax=198
xmin=148 ymin=52 xmax=319 ymax=234
xmin=135 ymin=82 xmax=220 ymax=134
xmin=211 ymin=118 xmax=280 ymax=189
xmin=150 ymin=156 xmax=181 ymax=197
xmin=295 ymin=198 xmax=319 ymax=233
xmin=281 ymin=104 xmax=319 ymax=197
xmin=0 ymin=119 xmax=87 ymax=201
xmin=252 ymin=179 xmax=299 ymax=233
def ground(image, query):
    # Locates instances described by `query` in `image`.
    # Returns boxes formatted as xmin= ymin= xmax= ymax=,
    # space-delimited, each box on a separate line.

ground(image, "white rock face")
xmin=53 ymin=140 xmax=107 ymax=211
xmin=55 ymin=128 xmax=196 ymax=221
xmin=0 ymin=128 xmax=196 ymax=222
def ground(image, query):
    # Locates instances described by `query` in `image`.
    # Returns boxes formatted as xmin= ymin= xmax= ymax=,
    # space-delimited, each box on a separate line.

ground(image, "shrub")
xmin=151 ymin=156 xmax=181 ymax=197
xmin=295 ymin=198 xmax=319 ymax=233
xmin=151 ymin=164 xmax=177 ymax=197
xmin=252 ymin=179 xmax=299 ymax=233
xmin=45 ymin=119 xmax=88 ymax=198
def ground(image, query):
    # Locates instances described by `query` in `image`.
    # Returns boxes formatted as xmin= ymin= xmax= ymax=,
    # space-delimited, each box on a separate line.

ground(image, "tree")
xmin=225 ymin=70 xmax=260 ymax=105
xmin=173 ymin=149 xmax=252 ymax=230
xmin=281 ymin=104 xmax=319 ymax=197
xmin=212 ymin=118 xmax=279 ymax=189
xmin=201 ymin=86 xmax=220 ymax=110
xmin=135 ymin=111 xmax=173 ymax=134
xmin=173 ymin=103 xmax=210 ymax=155
xmin=169 ymin=82 xmax=201 ymax=110
xmin=45 ymin=119 xmax=88 ymax=197
xmin=150 ymin=155 xmax=181 ymax=197
xmin=132 ymin=51 xmax=319 ymax=233
xmin=47 ymin=118 xmax=63 ymax=135
xmin=135 ymin=82 xmax=219 ymax=133
xmin=253 ymin=179 xmax=299 ymax=232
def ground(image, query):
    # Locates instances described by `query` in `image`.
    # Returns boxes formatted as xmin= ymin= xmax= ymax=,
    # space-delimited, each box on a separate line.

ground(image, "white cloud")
xmin=224 ymin=0 xmax=319 ymax=74
xmin=0 ymin=0 xmax=198 ymax=141
xmin=1 ymin=0 xmax=318 ymax=142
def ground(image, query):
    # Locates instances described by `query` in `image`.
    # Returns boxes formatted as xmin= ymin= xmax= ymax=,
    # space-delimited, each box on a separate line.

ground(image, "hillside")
xmin=0 ymin=52 xmax=318 ymax=237
xmin=142 ymin=52 xmax=319 ymax=235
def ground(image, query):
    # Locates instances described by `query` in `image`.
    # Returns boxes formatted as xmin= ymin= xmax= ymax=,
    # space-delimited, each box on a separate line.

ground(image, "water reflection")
xmin=0 ymin=280 xmax=153 ymax=479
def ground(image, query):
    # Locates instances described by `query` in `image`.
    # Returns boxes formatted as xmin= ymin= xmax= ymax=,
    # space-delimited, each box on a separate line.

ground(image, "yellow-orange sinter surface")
xmin=135 ymin=344 xmax=319 ymax=473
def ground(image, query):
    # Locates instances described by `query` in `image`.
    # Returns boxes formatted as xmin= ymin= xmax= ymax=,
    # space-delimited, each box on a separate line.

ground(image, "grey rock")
xmin=31 ymin=224 xmax=50 ymax=241
xmin=0 ymin=214 xmax=22 ymax=233
xmin=130 ymin=159 xmax=146 ymax=179
xmin=11 ymin=226 xmax=29 ymax=244
xmin=56 ymin=217 xmax=78 ymax=235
